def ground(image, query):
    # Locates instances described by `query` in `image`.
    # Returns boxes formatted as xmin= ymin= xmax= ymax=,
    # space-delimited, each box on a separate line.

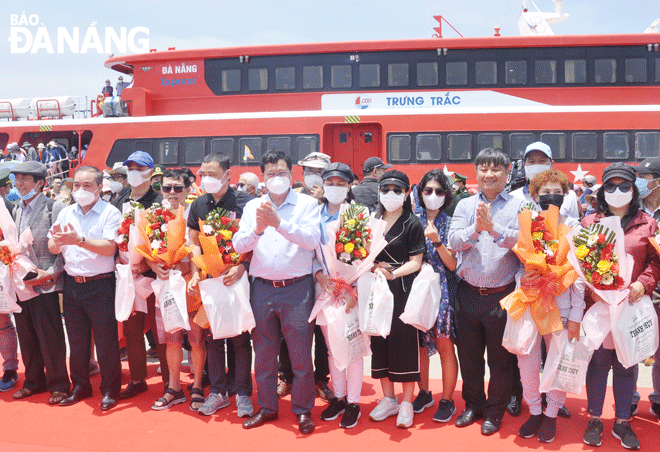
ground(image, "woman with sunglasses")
xmin=314 ymin=162 xmax=364 ymax=429
xmin=581 ymin=163 xmax=660 ymax=450
xmin=410 ymin=170 xmax=460 ymax=422
xmin=516 ymin=169 xmax=585 ymax=443
xmin=368 ymin=169 xmax=425 ymax=429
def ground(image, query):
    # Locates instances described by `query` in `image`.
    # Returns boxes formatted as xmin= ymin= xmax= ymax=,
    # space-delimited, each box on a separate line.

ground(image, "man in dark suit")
xmin=10 ymin=161 xmax=70 ymax=404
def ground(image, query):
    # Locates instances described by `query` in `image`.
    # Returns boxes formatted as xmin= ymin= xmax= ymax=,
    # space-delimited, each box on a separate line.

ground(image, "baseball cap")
xmin=523 ymin=142 xmax=552 ymax=160
xmin=635 ymin=158 xmax=660 ymax=178
xmin=379 ymin=169 xmax=409 ymax=190
xmin=123 ymin=151 xmax=154 ymax=168
xmin=109 ymin=162 xmax=128 ymax=176
xmin=363 ymin=157 xmax=392 ymax=174
xmin=582 ymin=175 xmax=597 ymax=185
xmin=298 ymin=152 xmax=330 ymax=169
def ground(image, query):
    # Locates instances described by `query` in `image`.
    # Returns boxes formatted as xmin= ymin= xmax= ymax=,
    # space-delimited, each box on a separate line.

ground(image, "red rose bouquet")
xmin=335 ymin=203 xmax=372 ymax=264
xmin=136 ymin=203 xmax=191 ymax=265
xmin=192 ymin=207 xmax=246 ymax=279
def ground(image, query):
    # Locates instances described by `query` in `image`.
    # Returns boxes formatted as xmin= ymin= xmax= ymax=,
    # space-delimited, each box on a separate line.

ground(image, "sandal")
xmin=151 ymin=388 xmax=186 ymax=411
xmin=189 ymin=388 xmax=205 ymax=412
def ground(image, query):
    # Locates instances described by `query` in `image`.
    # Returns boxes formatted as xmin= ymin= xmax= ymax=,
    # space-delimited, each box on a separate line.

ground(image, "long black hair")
xmin=416 ymin=169 xmax=454 ymax=212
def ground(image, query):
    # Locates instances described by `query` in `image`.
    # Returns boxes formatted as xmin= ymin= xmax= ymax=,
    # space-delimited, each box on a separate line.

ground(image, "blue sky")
xmin=2 ymin=0 xmax=660 ymax=103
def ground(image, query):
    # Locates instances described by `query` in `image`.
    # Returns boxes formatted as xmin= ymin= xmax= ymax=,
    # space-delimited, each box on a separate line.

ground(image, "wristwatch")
xmin=432 ymin=241 xmax=442 ymax=248
xmin=77 ymin=236 xmax=86 ymax=247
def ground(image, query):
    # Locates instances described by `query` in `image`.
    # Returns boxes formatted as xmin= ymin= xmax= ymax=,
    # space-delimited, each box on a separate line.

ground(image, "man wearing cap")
xmin=9 ymin=161 xmax=70 ymax=404
xmin=116 ymin=76 xmax=132 ymax=97
xmin=446 ymin=173 xmax=471 ymax=217
xmin=111 ymin=151 xmax=169 ymax=400
xmin=295 ymin=152 xmax=331 ymax=201
xmin=0 ymin=168 xmax=16 ymax=212
xmin=48 ymin=165 xmax=122 ymax=410
xmin=102 ymin=79 xmax=113 ymax=97
xmin=107 ymin=163 xmax=129 ymax=200
xmin=579 ymin=175 xmax=598 ymax=211
xmin=448 ymin=148 xmax=524 ymax=435
xmin=22 ymin=142 xmax=38 ymax=162
xmin=633 ymin=157 xmax=660 ymax=420
xmin=151 ymin=164 xmax=165 ymax=192
xmin=510 ymin=142 xmax=580 ymax=221
xmin=352 ymin=157 xmax=392 ymax=212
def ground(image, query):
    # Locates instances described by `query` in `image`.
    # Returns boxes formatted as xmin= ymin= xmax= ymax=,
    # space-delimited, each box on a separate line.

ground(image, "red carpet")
xmin=1 ymin=360 xmax=658 ymax=452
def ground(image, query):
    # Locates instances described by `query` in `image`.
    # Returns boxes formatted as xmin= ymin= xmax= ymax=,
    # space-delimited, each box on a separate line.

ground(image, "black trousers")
xmin=455 ymin=281 xmax=516 ymax=420
xmin=14 ymin=292 xmax=70 ymax=394
xmin=63 ymin=274 xmax=121 ymax=397
xmin=279 ymin=324 xmax=329 ymax=384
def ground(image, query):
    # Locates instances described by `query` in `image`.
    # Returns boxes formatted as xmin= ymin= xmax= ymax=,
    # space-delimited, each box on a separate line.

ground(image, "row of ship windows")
xmin=213 ymin=58 xmax=659 ymax=93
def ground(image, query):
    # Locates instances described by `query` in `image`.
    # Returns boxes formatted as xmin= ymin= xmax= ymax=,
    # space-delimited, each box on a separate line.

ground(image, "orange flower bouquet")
xmin=500 ymin=205 xmax=577 ymax=335
xmin=191 ymin=208 xmax=246 ymax=279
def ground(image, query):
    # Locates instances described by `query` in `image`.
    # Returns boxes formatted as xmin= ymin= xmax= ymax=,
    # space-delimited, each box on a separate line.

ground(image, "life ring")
xmin=96 ymin=94 xmax=104 ymax=114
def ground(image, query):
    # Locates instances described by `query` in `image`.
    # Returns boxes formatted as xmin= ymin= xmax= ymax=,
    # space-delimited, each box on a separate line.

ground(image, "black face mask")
xmin=538 ymin=194 xmax=564 ymax=211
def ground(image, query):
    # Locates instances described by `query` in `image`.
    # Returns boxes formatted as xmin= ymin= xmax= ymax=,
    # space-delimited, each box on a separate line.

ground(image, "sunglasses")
xmin=162 ymin=185 xmax=185 ymax=193
xmin=422 ymin=187 xmax=444 ymax=196
xmin=603 ymin=181 xmax=632 ymax=193
xmin=380 ymin=186 xmax=403 ymax=195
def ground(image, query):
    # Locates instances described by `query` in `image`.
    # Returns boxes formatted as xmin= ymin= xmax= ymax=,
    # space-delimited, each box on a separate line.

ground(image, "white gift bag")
xmin=581 ymin=302 xmax=612 ymax=352
xmin=539 ymin=330 xmax=592 ymax=395
xmin=115 ymin=264 xmax=135 ymax=321
xmin=357 ymin=272 xmax=394 ymax=337
xmin=399 ymin=263 xmax=441 ymax=331
xmin=0 ymin=265 xmax=20 ymax=314
xmin=502 ymin=309 xmax=540 ymax=355
xmin=324 ymin=303 xmax=371 ymax=371
xmin=132 ymin=274 xmax=154 ymax=314
xmin=199 ymin=272 xmax=255 ymax=340
xmin=611 ymin=295 xmax=659 ymax=368
xmin=151 ymin=269 xmax=189 ymax=333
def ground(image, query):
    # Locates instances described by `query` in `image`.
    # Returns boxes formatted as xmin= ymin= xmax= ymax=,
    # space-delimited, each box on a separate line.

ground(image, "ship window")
xmin=239 ymin=138 xmax=262 ymax=161
xmin=388 ymin=63 xmax=409 ymax=87
xmin=448 ymin=134 xmax=472 ymax=160
xmin=446 ymin=62 xmax=467 ymax=86
xmin=505 ymin=61 xmax=527 ymax=85
xmin=541 ymin=133 xmax=566 ymax=159
xmin=248 ymin=68 xmax=268 ymax=91
xmin=476 ymin=61 xmax=497 ymax=85
xmin=359 ymin=64 xmax=380 ymax=88
xmin=211 ymin=138 xmax=234 ymax=163
xmin=573 ymin=133 xmax=597 ymax=160
xmin=478 ymin=133 xmax=503 ymax=152
xmin=565 ymin=59 xmax=586 ymax=84
xmin=625 ymin=58 xmax=647 ymax=83
xmin=331 ymin=65 xmax=352 ymax=88
xmin=416 ymin=134 xmax=441 ymax=161
xmin=595 ymin=59 xmax=617 ymax=84
xmin=275 ymin=67 xmax=295 ymax=90
xmin=416 ymin=62 xmax=438 ymax=87
xmin=266 ymin=136 xmax=291 ymax=155
xmin=303 ymin=66 xmax=323 ymax=89
xmin=603 ymin=132 xmax=629 ymax=159
xmin=509 ymin=133 xmax=535 ymax=160
xmin=535 ymin=60 xmax=557 ymax=84
xmin=221 ymin=69 xmax=241 ymax=92
xmin=295 ymin=136 xmax=318 ymax=162
xmin=135 ymin=140 xmax=153 ymax=155
xmin=364 ymin=132 xmax=372 ymax=143
xmin=388 ymin=134 xmax=411 ymax=162
xmin=184 ymin=139 xmax=205 ymax=164
xmin=158 ymin=140 xmax=179 ymax=165
xmin=636 ymin=132 xmax=660 ymax=158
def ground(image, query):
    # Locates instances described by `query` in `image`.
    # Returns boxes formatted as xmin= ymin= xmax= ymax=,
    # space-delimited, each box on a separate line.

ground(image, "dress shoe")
xmin=455 ymin=408 xmax=483 ymax=428
xmin=59 ymin=387 xmax=92 ymax=406
xmin=13 ymin=388 xmax=34 ymax=400
xmin=297 ymin=412 xmax=315 ymax=434
xmin=242 ymin=408 xmax=278 ymax=429
xmin=507 ymin=395 xmax=522 ymax=417
xmin=118 ymin=380 xmax=148 ymax=400
xmin=100 ymin=393 xmax=117 ymax=411
xmin=481 ymin=417 xmax=502 ymax=436
xmin=557 ymin=405 xmax=571 ymax=418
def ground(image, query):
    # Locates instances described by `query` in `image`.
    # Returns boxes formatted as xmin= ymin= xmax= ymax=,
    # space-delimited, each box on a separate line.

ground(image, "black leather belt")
xmin=255 ymin=275 xmax=309 ymax=288
xmin=464 ymin=281 xmax=516 ymax=296
xmin=70 ymin=272 xmax=115 ymax=284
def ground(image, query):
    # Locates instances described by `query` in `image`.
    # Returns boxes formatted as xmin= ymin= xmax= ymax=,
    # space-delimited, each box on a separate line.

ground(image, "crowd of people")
xmin=0 ymin=143 xmax=659 ymax=450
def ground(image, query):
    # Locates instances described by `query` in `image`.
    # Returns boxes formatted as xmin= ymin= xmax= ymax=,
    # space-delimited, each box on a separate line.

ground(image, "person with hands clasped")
xmin=368 ymin=169 xmax=425 ymax=429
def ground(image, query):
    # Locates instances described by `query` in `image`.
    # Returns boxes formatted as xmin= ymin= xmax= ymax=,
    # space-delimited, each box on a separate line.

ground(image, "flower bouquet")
xmin=500 ymin=205 xmax=577 ymax=338
xmin=192 ymin=208 xmax=254 ymax=338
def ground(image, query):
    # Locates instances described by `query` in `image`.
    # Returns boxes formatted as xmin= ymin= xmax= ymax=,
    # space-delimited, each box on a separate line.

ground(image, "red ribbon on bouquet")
xmin=329 ymin=276 xmax=357 ymax=304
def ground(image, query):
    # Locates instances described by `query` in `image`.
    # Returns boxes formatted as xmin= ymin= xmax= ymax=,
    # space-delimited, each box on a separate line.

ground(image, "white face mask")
xmin=201 ymin=175 xmax=226 ymax=194
xmin=108 ymin=180 xmax=124 ymax=194
xmin=423 ymin=193 xmax=445 ymax=211
xmin=266 ymin=176 xmax=290 ymax=196
xmin=380 ymin=191 xmax=405 ymax=212
xmin=525 ymin=164 xmax=552 ymax=182
xmin=604 ymin=188 xmax=633 ymax=208
xmin=323 ymin=185 xmax=348 ymax=205
xmin=304 ymin=174 xmax=323 ymax=190
xmin=126 ymin=169 xmax=151 ymax=187
xmin=73 ymin=188 xmax=98 ymax=207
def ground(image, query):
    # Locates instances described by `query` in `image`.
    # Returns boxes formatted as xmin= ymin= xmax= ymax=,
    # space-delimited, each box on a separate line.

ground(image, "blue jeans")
xmin=586 ymin=345 xmax=634 ymax=420
xmin=0 ymin=314 xmax=18 ymax=371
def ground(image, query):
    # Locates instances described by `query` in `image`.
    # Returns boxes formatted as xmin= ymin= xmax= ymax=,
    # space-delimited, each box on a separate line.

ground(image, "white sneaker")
xmin=396 ymin=401 xmax=414 ymax=428
xmin=369 ymin=397 xmax=399 ymax=421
